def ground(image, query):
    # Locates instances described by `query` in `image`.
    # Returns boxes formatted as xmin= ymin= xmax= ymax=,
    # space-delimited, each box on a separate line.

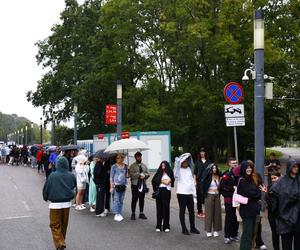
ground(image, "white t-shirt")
xmin=49 ymin=202 xmax=71 ymax=209
xmin=159 ymin=173 xmax=172 ymax=191
xmin=177 ymin=167 xmax=196 ymax=195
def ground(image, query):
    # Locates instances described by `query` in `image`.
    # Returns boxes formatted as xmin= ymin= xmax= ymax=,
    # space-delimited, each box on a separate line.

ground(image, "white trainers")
xmin=213 ymin=231 xmax=219 ymax=237
xmin=118 ymin=214 xmax=124 ymax=221
xmin=75 ymin=205 xmax=85 ymax=210
xmin=156 ymin=229 xmax=161 ymax=232
xmin=206 ymin=232 xmax=213 ymax=237
xmin=90 ymin=207 xmax=95 ymax=212
xmin=80 ymin=204 xmax=86 ymax=210
xmin=104 ymin=209 xmax=109 ymax=215
xmin=99 ymin=212 xmax=106 ymax=217
xmin=164 ymin=229 xmax=170 ymax=233
xmin=114 ymin=214 xmax=123 ymax=221
xmin=259 ymin=245 xmax=267 ymax=250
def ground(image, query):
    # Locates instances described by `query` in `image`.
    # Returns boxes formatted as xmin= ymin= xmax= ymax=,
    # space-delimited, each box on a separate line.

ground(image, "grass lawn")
xmin=265 ymin=148 xmax=283 ymax=158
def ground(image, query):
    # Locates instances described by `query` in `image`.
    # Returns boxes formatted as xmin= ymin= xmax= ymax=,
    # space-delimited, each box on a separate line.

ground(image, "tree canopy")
xmin=27 ymin=0 xmax=300 ymax=160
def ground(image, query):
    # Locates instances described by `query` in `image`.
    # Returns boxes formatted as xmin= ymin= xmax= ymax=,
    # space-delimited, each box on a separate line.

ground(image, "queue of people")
xmin=37 ymin=146 xmax=300 ymax=250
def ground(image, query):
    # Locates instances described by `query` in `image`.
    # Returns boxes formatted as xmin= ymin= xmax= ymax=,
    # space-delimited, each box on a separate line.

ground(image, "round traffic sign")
xmin=223 ymin=82 xmax=244 ymax=104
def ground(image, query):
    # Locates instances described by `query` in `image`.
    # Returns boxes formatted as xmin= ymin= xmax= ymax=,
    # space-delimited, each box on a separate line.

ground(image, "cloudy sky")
xmin=0 ymin=0 xmax=83 ymax=125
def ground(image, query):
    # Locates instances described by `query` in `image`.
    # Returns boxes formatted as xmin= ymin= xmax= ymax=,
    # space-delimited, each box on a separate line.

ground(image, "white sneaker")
xmin=75 ymin=205 xmax=84 ymax=210
xmin=90 ymin=207 xmax=95 ymax=212
xmin=213 ymin=231 xmax=219 ymax=237
xmin=164 ymin=229 xmax=170 ymax=233
xmin=206 ymin=232 xmax=213 ymax=237
xmin=114 ymin=214 xmax=120 ymax=221
xmin=156 ymin=229 xmax=161 ymax=232
xmin=81 ymin=204 xmax=86 ymax=208
xmin=104 ymin=209 xmax=109 ymax=214
xmin=80 ymin=204 xmax=86 ymax=210
xmin=118 ymin=214 xmax=124 ymax=221
xmin=99 ymin=212 xmax=106 ymax=217
xmin=259 ymin=245 xmax=267 ymax=250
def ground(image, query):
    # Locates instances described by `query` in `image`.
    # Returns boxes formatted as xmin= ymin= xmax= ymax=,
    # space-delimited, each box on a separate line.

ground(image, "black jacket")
xmin=219 ymin=169 xmax=238 ymax=198
xmin=201 ymin=164 xmax=222 ymax=197
xmin=43 ymin=156 xmax=76 ymax=202
xmin=194 ymin=159 xmax=212 ymax=183
xmin=270 ymin=159 xmax=300 ymax=234
xmin=93 ymin=161 xmax=111 ymax=186
xmin=152 ymin=161 xmax=175 ymax=191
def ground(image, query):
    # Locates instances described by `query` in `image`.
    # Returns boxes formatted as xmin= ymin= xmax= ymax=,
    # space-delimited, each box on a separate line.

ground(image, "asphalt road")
xmin=0 ymin=163 xmax=273 ymax=250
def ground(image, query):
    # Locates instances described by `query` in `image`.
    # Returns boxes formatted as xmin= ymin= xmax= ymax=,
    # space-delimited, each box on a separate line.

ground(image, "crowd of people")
xmin=3 ymin=144 xmax=299 ymax=250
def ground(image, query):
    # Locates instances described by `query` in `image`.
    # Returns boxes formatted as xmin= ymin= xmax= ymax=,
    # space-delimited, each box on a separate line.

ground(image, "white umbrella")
xmin=104 ymin=138 xmax=150 ymax=154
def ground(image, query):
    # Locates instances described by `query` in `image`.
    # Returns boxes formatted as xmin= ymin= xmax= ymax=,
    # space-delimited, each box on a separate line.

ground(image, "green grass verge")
xmin=265 ymin=148 xmax=283 ymax=158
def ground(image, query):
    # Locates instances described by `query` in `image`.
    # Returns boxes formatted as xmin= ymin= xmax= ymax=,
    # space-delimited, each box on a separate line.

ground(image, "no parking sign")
xmin=223 ymin=82 xmax=244 ymax=104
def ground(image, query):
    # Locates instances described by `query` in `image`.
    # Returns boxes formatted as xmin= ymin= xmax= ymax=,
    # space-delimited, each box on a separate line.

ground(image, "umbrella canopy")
xmin=60 ymin=145 xmax=80 ymax=151
xmin=45 ymin=146 xmax=57 ymax=151
xmin=94 ymin=149 xmax=113 ymax=159
xmin=104 ymin=138 xmax=150 ymax=154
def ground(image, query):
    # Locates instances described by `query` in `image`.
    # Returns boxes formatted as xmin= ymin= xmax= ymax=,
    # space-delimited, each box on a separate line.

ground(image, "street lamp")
xmin=116 ymin=80 xmax=122 ymax=140
xmin=254 ymin=9 xmax=265 ymax=179
xmin=40 ymin=117 xmax=43 ymax=145
xmin=31 ymin=122 xmax=34 ymax=145
xmin=74 ymin=104 xmax=78 ymax=145
xmin=51 ymin=113 xmax=56 ymax=145
xmin=20 ymin=128 xmax=23 ymax=145
xmin=25 ymin=126 xmax=28 ymax=145
xmin=17 ymin=130 xmax=19 ymax=145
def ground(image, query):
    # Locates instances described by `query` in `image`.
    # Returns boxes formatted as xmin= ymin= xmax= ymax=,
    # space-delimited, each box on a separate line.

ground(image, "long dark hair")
xmin=152 ymin=161 xmax=175 ymax=190
xmin=198 ymin=148 xmax=209 ymax=161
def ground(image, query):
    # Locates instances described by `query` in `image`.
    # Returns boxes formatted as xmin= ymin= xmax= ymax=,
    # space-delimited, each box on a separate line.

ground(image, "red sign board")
xmin=97 ymin=134 xmax=104 ymax=140
xmin=223 ymin=82 xmax=244 ymax=104
xmin=121 ymin=132 xmax=130 ymax=139
xmin=105 ymin=105 xmax=117 ymax=125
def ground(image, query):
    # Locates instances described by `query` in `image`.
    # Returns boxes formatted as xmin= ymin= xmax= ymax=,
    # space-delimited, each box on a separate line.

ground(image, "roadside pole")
xmin=233 ymin=126 xmax=239 ymax=162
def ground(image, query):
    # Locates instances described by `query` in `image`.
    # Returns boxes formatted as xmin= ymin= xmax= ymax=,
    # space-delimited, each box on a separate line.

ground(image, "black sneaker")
xmin=131 ymin=214 xmax=136 ymax=220
xmin=190 ymin=228 xmax=200 ymax=234
xmin=139 ymin=213 xmax=147 ymax=219
xmin=182 ymin=229 xmax=190 ymax=235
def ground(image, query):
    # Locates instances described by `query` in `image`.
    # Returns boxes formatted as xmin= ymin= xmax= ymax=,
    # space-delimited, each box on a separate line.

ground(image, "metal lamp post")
xmin=40 ymin=118 xmax=43 ymax=145
xmin=254 ymin=9 xmax=265 ymax=178
xmin=116 ymin=80 xmax=122 ymax=140
xmin=51 ymin=114 xmax=56 ymax=145
xmin=31 ymin=122 xmax=34 ymax=145
xmin=74 ymin=104 xmax=78 ymax=145
xmin=17 ymin=130 xmax=19 ymax=145
xmin=20 ymin=128 xmax=23 ymax=145
xmin=25 ymin=126 xmax=28 ymax=145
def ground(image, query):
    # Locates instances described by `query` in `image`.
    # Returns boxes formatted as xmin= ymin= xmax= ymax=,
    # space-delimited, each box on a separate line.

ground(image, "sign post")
xmin=223 ymin=82 xmax=245 ymax=162
xmin=105 ymin=105 xmax=117 ymax=125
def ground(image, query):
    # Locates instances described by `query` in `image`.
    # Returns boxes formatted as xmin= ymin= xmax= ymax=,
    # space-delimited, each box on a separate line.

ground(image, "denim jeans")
xmin=112 ymin=190 xmax=125 ymax=214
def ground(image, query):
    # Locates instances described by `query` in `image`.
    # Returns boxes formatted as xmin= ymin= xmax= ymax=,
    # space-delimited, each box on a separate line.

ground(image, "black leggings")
xmin=156 ymin=187 xmax=171 ymax=230
xmin=96 ymin=184 xmax=110 ymax=215
xmin=131 ymin=184 xmax=145 ymax=214
xmin=177 ymin=194 xmax=195 ymax=231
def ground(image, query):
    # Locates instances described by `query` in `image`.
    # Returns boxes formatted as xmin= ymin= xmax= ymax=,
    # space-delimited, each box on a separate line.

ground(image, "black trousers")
xmin=37 ymin=161 xmax=44 ymax=172
xmin=131 ymin=184 xmax=145 ymax=214
xmin=281 ymin=231 xmax=300 ymax=250
xmin=224 ymin=202 xmax=239 ymax=238
xmin=156 ymin=187 xmax=171 ymax=230
xmin=268 ymin=215 xmax=280 ymax=250
xmin=255 ymin=221 xmax=265 ymax=247
xmin=177 ymin=194 xmax=196 ymax=231
xmin=96 ymin=184 xmax=110 ymax=215
xmin=196 ymin=186 xmax=203 ymax=213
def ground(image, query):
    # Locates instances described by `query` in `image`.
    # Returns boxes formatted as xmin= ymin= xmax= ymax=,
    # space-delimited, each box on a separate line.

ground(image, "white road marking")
xmin=22 ymin=201 xmax=30 ymax=211
xmin=0 ymin=215 xmax=32 ymax=221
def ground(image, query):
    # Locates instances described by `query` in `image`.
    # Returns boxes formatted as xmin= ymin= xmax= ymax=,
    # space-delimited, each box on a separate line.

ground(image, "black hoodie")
xmin=270 ymin=159 xmax=300 ymax=234
xmin=151 ymin=161 xmax=175 ymax=192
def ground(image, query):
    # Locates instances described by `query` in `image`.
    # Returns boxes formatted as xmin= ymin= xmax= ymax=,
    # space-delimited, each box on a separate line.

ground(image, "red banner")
xmin=105 ymin=105 xmax=117 ymax=125
xmin=121 ymin=132 xmax=130 ymax=139
xmin=97 ymin=134 xmax=104 ymax=140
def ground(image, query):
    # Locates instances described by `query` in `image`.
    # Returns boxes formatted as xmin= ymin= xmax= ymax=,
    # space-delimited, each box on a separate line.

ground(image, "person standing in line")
xmin=1 ymin=146 xmax=6 ymax=164
xmin=237 ymin=161 xmax=266 ymax=250
xmin=49 ymin=147 xmax=60 ymax=172
xmin=30 ymin=146 xmax=38 ymax=168
xmin=265 ymin=152 xmax=281 ymax=184
xmin=202 ymin=163 xmax=222 ymax=237
xmin=267 ymin=170 xmax=281 ymax=250
xmin=88 ymin=156 xmax=97 ymax=213
xmin=174 ymin=153 xmax=200 ymax=235
xmin=74 ymin=154 xmax=89 ymax=211
xmin=194 ymin=148 xmax=211 ymax=218
xmin=36 ymin=148 xmax=45 ymax=174
xmin=110 ymin=154 xmax=128 ymax=222
xmin=219 ymin=157 xmax=240 ymax=244
xmin=94 ymin=155 xmax=111 ymax=217
xmin=44 ymin=150 xmax=51 ymax=179
xmin=5 ymin=145 xmax=10 ymax=163
xmin=152 ymin=161 xmax=175 ymax=232
xmin=129 ymin=152 xmax=150 ymax=220
xmin=21 ymin=145 xmax=29 ymax=166
xmin=270 ymin=160 xmax=300 ymax=250
xmin=43 ymin=156 xmax=76 ymax=250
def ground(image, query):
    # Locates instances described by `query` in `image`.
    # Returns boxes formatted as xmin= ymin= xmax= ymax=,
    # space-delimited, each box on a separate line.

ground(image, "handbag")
xmin=115 ymin=184 xmax=126 ymax=192
xmin=233 ymin=178 xmax=248 ymax=206
xmin=152 ymin=190 xmax=160 ymax=199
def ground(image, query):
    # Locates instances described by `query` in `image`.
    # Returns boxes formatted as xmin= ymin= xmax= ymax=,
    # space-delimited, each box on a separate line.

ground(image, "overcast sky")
xmin=0 ymin=0 xmax=83 ymax=125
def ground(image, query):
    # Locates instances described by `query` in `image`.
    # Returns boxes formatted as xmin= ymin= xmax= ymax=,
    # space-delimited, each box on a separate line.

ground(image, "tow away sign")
xmin=226 ymin=117 xmax=245 ymax=127
xmin=224 ymin=104 xmax=245 ymax=118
